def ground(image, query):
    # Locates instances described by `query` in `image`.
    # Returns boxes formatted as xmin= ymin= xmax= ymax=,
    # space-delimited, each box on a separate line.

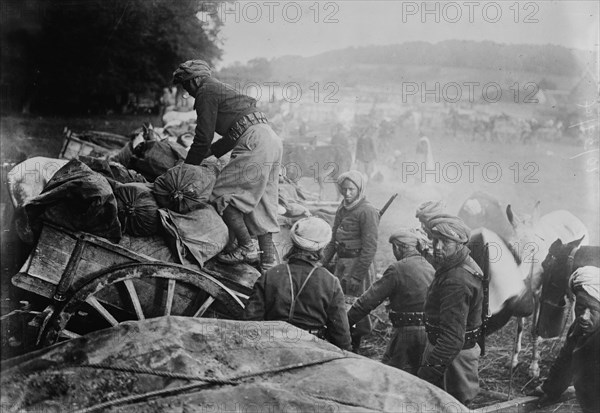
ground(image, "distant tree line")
xmin=1 ymin=0 xmax=223 ymax=114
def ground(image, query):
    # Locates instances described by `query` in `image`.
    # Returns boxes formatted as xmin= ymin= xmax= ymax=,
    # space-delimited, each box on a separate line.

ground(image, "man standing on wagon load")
xmin=173 ymin=60 xmax=283 ymax=271
xmin=417 ymin=214 xmax=484 ymax=406
xmin=347 ymin=228 xmax=435 ymax=374
xmin=321 ymin=170 xmax=380 ymax=352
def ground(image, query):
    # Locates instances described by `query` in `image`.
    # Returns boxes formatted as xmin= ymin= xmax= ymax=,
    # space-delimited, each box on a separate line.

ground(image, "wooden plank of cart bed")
xmin=472 ymin=387 xmax=576 ymax=413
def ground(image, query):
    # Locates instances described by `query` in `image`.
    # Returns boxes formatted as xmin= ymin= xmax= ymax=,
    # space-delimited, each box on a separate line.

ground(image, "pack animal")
xmin=282 ymin=141 xmax=353 ymax=200
xmin=537 ymin=237 xmax=600 ymax=338
xmin=463 ymin=194 xmax=588 ymax=377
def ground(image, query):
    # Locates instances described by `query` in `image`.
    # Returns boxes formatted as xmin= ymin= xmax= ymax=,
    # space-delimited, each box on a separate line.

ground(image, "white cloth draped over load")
xmin=0 ymin=317 xmax=469 ymax=412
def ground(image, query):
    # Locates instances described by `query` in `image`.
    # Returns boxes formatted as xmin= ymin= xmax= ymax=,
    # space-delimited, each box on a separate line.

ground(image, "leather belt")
xmin=337 ymin=245 xmax=362 ymax=259
xmin=425 ymin=321 xmax=482 ymax=350
xmin=227 ymin=112 xmax=269 ymax=142
xmin=389 ymin=311 xmax=425 ymax=327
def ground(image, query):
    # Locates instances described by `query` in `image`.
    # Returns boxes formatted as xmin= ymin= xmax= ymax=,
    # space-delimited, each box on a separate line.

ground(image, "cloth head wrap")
xmin=337 ymin=170 xmax=366 ymax=209
xmin=415 ymin=200 xmax=446 ymax=224
xmin=290 ymin=217 xmax=332 ymax=252
xmin=172 ymin=60 xmax=212 ymax=84
xmin=389 ymin=227 xmax=429 ymax=250
xmin=569 ymin=266 xmax=600 ymax=303
xmin=428 ymin=214 xmax=471 ymax=244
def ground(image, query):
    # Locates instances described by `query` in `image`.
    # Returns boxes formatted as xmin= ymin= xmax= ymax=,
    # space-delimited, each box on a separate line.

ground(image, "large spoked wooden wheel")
xmin=39 ymin=262 xmax=245 ymax=346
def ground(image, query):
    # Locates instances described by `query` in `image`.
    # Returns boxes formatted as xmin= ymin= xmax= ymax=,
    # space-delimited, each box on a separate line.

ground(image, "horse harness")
xmin=566 ymin=243 xmax=581 ymax=277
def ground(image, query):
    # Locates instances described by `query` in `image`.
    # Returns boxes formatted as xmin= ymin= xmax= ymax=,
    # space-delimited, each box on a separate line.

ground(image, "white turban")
xmin=569 ymin=266 xmax=600 ymax=303
xmin=290 ymin=217 xmax=332 ymax=252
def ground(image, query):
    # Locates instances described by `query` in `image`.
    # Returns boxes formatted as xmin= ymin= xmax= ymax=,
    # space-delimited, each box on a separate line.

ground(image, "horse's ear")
xmin=142 ymin=123 xmax=149 ymax=133
xmin=506 ymin=204 xmax=519 ymax=228
xmin=531 ymin=201 xmax=541 ymax=223
xmin=567 ymin=236 xmax=585 ymax=249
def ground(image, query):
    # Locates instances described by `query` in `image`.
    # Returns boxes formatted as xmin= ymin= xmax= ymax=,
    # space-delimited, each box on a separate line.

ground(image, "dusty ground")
xmin=1 ymin=112 xmax=597 ymax=411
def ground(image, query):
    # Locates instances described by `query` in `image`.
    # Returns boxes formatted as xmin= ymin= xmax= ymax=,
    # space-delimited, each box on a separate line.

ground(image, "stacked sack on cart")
xmin=7 ymin=146 xmax=228 ymax=268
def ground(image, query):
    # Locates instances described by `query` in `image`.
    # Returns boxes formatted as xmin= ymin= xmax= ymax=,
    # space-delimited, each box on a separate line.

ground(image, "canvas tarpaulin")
xmin=0 ymin=317 xmax=468 ymax=412
xmin=159 ymin=205 xmax=229 ymax=267
xmin=22 ymin=159 xmax=121 ymax=243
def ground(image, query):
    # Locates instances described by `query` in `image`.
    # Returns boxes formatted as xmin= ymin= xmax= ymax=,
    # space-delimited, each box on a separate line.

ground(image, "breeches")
xmin=211 ymin=124 xmax=283 ymax=236
xmin=422 ymin=340 xmax=481 ymax=405
xmin=382 ymin=326 xmax=427 ymax=375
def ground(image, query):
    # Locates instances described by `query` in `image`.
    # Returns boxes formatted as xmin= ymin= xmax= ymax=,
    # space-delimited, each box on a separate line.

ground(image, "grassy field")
xmin=0 ymin=113 xmax=597 ymax=411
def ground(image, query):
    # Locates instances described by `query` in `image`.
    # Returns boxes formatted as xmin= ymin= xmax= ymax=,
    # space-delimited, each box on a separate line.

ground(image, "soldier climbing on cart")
xmin=173 ymin=59 xmax=283 ymax=272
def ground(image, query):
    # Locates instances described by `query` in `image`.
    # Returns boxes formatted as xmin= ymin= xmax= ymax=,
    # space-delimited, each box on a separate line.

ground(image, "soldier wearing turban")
xmin=322 ymin=170 xmax=380 ymax=352
xmin=418 ymin=214 xmax=485 ymax=406
xmin=347 ymin=228 xmax=435 ymax=374
xmin=415 ymin=200 xmax=446 ymax=238
xmin=244 ymin=217 xmax=351 ymax=350
xmin=173 ymin=59 xmax=283 ymax=272
xmin=537 ymin=266 xmax=600 ymax=413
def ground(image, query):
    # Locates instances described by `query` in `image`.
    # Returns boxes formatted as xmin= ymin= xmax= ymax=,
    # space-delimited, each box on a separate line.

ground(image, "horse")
xmin=537 ymin=237 xmax=600 ymax=338
xmin=460 ymin=193 xmax=589 ymax=377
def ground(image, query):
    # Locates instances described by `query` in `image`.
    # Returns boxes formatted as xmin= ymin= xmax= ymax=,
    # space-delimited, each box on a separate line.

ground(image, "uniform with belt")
xmin=347 ymin=251 xmax=435 ymax=373
xmin=322 ymin=195 xmax=379 ymax=349
xmin=419 ymin=247 xmax=484 ymax=404
xmin=173 ymin=60 xmax=282 ymax=267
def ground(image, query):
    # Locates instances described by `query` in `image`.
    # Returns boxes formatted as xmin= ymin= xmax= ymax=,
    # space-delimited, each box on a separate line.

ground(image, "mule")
xmin=461 ymin=193 xmax=589 ymax=377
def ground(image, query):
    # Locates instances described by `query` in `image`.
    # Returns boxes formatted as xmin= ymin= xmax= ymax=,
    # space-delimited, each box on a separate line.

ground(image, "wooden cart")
xmin=11 ymin=222 xmax=260 ymax=347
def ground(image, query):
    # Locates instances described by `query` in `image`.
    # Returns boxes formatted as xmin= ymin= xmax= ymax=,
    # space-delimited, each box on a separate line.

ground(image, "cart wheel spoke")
xmin=40 ymin=262 xmax=245 ymax=347
xmin=193 ymin=296 xmax=215 ymax=318
xmin=86 ymin=296 xmax=119 ymax=327
xmin=123 ymin=279 xmax=145 ymax=320
xmin=60 ymin=329 xmax=81 ymax=339
xmin=164 ymin=279 xmax=176 ymax=316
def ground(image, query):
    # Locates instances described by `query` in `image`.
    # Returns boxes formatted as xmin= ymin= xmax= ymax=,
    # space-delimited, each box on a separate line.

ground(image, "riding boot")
xmin=218 ymin=206 xmax=258 ymax=264
xmin=258 ymin=233 xmax=277 ymax=273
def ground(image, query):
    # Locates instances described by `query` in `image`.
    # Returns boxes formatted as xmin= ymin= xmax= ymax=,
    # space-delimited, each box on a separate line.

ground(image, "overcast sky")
xmin=214 ymin=0 xmax=599 ymax=67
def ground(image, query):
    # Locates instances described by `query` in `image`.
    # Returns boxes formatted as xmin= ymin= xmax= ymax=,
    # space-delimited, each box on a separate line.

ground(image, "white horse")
xmin=462 ymin=193 xmax=589 ymax=377
xmin=504 ymin=202 xmax=588 ymax=377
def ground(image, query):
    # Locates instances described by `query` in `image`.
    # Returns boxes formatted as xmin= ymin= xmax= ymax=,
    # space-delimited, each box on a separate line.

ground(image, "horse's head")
xmin=541 ymin=236 xmax=586 ymax=280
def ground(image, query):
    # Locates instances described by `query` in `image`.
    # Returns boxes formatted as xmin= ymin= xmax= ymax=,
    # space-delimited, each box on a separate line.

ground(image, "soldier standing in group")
xmin=244 ymin=216 xmax=352 ymax=350
xmin=347 ymin=228 xmax=434 ymax=374
xmin=417 ymin=214 xmax=484 ymax=406
xmin=322 ymin=170 xmax=380 ymax=352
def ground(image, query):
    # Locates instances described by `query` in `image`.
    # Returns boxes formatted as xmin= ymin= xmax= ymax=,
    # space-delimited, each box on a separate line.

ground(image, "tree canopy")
xmin=1 ymin=0 xmax=224 ymax=113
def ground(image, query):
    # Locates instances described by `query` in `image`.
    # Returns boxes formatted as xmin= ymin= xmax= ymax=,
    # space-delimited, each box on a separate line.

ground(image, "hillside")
xmin=219 ymin=40 xmax=596 ymax=91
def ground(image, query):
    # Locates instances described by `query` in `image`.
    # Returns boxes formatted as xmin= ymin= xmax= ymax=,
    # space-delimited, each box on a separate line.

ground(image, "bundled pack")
xmin=113 ymin=182 xmax=159 ymax=237
xmin=23 ymin=159 xmax=121 ymax=243
xmin=153 ymin=163 xmax=217 ymax=214
xmin=159 ymin=205 xmax=228 ymax=267
xmin=129 ymin=140 xmax=188 ymax=181
xmin=78 ymin=155 xmax=147 ymax=184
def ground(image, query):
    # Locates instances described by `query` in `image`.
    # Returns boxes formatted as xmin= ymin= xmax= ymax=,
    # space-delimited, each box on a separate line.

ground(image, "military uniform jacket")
xmin=423 ymin=248 xmax=483 ymax=370
xmin=347 ymin=253 xmax=435 ymax=326
xmin=322 ymin=198 xmax=379 ymax=283
xmin=244 ymin=255 xmax=352 ymax=350
xmin=186 ymin=77 xmax=259 ymax=164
